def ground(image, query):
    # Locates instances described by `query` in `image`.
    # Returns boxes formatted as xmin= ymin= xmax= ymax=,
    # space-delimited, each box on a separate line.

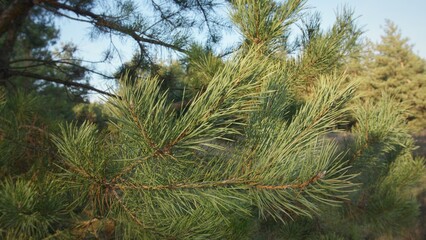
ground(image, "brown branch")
xmin=112 ymin=190 xmax=148 ymax=228
xmin=119 ymin=178 xmax=248 ymax=190
xmin=160 ymin=88 xmax=234 ymax=155
xmin=9 ymin=58 xmax=115 ymax=80
xmin=128 ymin=102 xmax=160 ymax=153
xmin=161 ymin=128 xmax=188 ymax=155
xmin=41 ymin=0 xmax=188 ymax=53
xmin=18 ymin=124 xmax=51 ymax=136
xmin=118 ymin=171 xmax=326 ymax=191
xmin=110 ymin=72 xmax=250 ymax=180
xmin=195 ymin=0 xmax=213 ymax=39
xmin=254 ymin=171 xmax=327 ymax=190
xmin=1 ymin=133 xmax=56 ymax=157
xmin=0 ymin=0 xmax=33 ymax=37
xmin=111 ymin=189 xmax=167 ymax=238
xmin=8 ymin=69 xmax=116 ymax=97
xmin=111 ymin=156 xmax=152 ymax=183
xmin=149 ymin=0 xmax=180 ymax=29
xmin=348 ymin=125 xmax=370 ymax=165
xmin=110 ymin=101 xmax=191 ymax=182
xmin=10 ymin=57 xmax=109 ymax=65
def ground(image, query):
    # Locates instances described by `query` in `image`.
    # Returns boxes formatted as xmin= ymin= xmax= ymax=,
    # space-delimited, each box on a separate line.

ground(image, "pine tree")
xmin=0 ymin=1 xmax=424 ymax=239
xmin=0 ymin=0 xmax=229 ymax=96
xmin=355 ymin=20 xmax=426 ymax=131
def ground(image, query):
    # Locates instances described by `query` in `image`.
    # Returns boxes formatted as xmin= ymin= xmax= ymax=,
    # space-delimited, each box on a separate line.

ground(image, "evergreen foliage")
xmin=44 ymin=47 xmax=360 ymax=239
xmin=341 ymin=97 xmax=424 ymax=238
xmin=73 ymin=102 xmax=108 ymax=129
xmin=0 ymin=91 xmax=54 ymax=176
xmin=0 ymin=1 xmax=425 ymax=239
xmin=352 ymin=20 xmax=426 ymax=131
xmin=1 ymin=0 xmax=236 ymax=103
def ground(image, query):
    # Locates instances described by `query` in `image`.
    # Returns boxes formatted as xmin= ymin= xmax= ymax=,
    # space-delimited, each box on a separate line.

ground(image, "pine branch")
xmin=41 ymin=0 xmax=188 ymax=53
xmin=128 ymin=103 xmax=160 ymax=153
xmin=112 ymin=190 xmax=148 ymax=229
xmin=117 ymin=171 xmax=326 ymax=191
xmin=111 ymin=156 xmax=151 ymax=183
xmin=8 ymin=70 xmax=116 ymax=97
xmin=9 ymin=58 xmax=116 ymax=80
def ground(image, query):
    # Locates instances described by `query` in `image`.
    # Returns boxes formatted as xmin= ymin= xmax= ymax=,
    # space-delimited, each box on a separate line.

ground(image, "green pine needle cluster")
xmin=48 ymin=48 xmax=359 ymax=239
xmin=0 ymin=1 xmax=424 ymax=239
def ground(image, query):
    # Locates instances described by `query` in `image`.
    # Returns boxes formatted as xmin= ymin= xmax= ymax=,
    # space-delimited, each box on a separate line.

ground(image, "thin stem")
xmin=117 ymin=171 xmax=326 ymax=191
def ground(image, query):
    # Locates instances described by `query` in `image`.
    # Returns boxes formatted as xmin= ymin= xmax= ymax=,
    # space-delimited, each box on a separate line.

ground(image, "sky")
xmin=309 ymin=0 xmax=426 ymax=57
xmin=56 ymin=0 xmax=426 ymax=101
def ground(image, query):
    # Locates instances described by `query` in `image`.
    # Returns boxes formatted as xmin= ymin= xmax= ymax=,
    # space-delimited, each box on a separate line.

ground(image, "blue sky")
xmin=310 ymin=0 xmax=426 ymax=57
xmin=56 ymin=0 xmax=426 ymax=100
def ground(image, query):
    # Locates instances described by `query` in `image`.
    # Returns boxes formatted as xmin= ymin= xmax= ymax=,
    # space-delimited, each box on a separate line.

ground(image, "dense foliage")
xmin=349 ymin=20 xmax=426 ymax=131
xmin=0 ymin=0 xmax=425 ymax=239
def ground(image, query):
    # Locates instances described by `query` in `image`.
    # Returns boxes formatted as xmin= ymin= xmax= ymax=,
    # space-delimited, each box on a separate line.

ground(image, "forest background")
xmin=0 ymin=0 xmax=425 ymax=239
xmin=57 ymin=0 xmax=426 ymax=102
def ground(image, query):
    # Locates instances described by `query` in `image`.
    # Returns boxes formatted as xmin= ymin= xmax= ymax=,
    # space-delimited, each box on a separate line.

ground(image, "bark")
xmin=0 ymin=0 xmax=114 ymax=95
xmin=0 ymin=0 xmax=34 ymax=86
xmin=0 ymin=0 xmax=33 ymax=37
xmin=0 ymin=0 xmax=188 ymax=94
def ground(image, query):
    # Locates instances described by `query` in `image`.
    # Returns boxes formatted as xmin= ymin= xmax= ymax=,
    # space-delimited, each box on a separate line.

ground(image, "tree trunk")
xmin=0 ymin=0 xmax=34 ymax=87
xmin=0 ymin=0 xmax=33 ymax=37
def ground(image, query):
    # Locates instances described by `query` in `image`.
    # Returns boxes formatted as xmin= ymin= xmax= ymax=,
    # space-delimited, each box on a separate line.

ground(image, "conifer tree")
xmin=354 ymin=20 xmax=426 ymax=131
xmin=0 ymin=1 xmax=424 ymax=239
